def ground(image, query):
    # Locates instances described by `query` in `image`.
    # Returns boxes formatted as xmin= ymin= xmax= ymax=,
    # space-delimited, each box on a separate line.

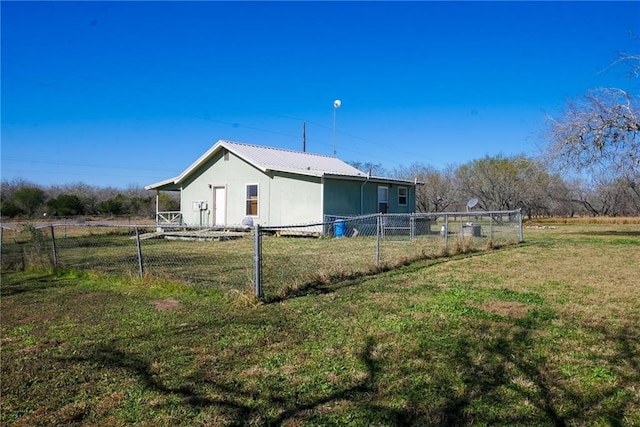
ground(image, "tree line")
xmin=0 ymin=180 xmax=179 ymax=219
xmin=3 ymin=53 xmax=637 ymax=220
xmin=355 ymin=154 xmax=639 ymax=218
xmin=2 ymin=151 xmax=637 ymax=221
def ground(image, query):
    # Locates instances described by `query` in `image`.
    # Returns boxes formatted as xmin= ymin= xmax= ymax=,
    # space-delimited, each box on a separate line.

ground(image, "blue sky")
xmin=2 ymin=1 xmax=639 ymax=188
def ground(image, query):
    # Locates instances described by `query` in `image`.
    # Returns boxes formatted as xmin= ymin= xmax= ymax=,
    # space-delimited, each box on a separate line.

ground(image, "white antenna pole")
xmin=302 ymin=121 xmax=306 ymax=152
xmin=332 ymin=99 xmax=341 ymax=156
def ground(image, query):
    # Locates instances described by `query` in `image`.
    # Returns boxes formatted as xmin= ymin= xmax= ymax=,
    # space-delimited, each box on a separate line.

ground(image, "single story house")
xmin=145 ymin=139 xmax=420 ymax=227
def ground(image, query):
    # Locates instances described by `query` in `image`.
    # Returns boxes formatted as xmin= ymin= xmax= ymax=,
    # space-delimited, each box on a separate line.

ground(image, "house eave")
xmin=323 ymin=173 xmax=423 ymax=186
xmin=145 ymin=177 xmax=181 ymax=191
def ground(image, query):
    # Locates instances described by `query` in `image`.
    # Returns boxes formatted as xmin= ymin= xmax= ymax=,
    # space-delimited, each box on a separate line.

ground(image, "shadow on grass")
xmin=264 ymin=246 xmax=518 ymax=304
xmin=53 ymin=301 xmax=640 ymax=425
xmin=61 ymin=335 xmax=422 ymax=425
xmin=573 ymin=230 xmax=640 ymax=238
xmin=0 ymin=272 xmax=75 ymax=297
xmin=436 ymin=319 xmax=568 ymax=425
xmin=583 ymin=322 xmax=640 ymax=421
xmin=428 ymin=312 xmax=640 ymax=425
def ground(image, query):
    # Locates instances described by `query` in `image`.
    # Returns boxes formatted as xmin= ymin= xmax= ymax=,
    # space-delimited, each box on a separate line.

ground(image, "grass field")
xmin=1 ymin=222 xmax=639 ymax=426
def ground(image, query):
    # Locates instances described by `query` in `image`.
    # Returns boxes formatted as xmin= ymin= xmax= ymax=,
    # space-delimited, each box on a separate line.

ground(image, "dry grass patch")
xmin=476 ymin=300 xmax=530 ymax=319
xmin=151 ymin=297 xmax=182 ymax=312
xmin=238 ymin=365 xmax=271 ymax=379
xmin=530 ymin=216 xmax=640 ymax=225
xmin=93 ymin=392 xmax=126 ymax=417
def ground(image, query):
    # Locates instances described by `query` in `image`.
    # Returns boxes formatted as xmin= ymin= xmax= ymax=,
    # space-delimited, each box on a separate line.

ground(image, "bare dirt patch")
xmin=477 ymin=301 xmax=530 ymax=319
xmin=152 ymin=297 xmax=182 ymax=312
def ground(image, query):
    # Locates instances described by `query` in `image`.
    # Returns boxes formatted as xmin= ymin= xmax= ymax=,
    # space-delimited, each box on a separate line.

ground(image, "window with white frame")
xmin=398 ymin=186 xmax=408 ymax=206
xmin=246 ymin=184 xmax=258 ymax=216
xmin=378 ymin=186 xmax=388 ymax=213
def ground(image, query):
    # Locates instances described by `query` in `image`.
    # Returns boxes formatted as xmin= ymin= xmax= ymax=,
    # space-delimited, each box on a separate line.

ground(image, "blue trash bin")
xmin=334 ymin=220 xmax=346 ymax=238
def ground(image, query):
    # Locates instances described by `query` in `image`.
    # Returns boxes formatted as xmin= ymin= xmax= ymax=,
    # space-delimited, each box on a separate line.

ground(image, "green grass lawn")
xmin=1 ymin=223 xmax=639 ymax=426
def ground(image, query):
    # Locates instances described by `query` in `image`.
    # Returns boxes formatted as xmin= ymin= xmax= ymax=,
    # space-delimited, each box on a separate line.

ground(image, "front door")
xmin=213 ymin=186 xmax=226 ymax=226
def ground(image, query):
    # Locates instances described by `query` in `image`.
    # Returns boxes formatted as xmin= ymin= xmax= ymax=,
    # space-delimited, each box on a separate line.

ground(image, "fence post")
xmin=518 ymin=209 xmax=524 ymax=242
xmin=253 ymin=224 xmax=262 ymax=298
xmin=410 ymin=213 xmax=415 ymax=241
xmin=444 ymin=214 xmax=449 ymax=251
xmin=50 ymin=225 xmax=58 ymax=268
xmin=489 ymin=215 xmax=493 ymax=241
xmin=375 ymin=214 xmax=381 ymax=268
xmin=135 ymin=226 xmax=144 ymax=278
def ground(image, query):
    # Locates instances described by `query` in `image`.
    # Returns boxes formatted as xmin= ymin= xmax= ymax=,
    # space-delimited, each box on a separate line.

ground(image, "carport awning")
xmin=144 ymin=177 xmax=181 ymax=191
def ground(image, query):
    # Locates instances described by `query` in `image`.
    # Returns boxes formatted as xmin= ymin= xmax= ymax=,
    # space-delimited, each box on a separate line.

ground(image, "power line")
xmin=4 ymin=62 xmax=440 ymax=172
xmin=2 ymin=158 xmax=170 ymax=172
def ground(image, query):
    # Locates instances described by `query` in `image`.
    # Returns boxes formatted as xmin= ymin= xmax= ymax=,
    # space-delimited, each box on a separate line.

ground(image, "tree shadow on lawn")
xmin=0 ymin=272 xmax=77 ymax=297
xmin=53 ymin=299 xmax=639 ymax=425
xmin=60 ymin=335 xmax=421 ymax=425
xmin=582 ymin=322 xmax=640 ymax=422
xmin=431 ymin=314 xmax=640 ymax=426
xmin=573 ymin=230 xmax=640 ymax=238
xmin=264 ymin=248 xmax=508 ymax=304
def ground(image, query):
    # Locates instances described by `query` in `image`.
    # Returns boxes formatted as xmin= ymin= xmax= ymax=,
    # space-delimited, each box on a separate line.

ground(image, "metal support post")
xmin=489 ymin=215 xmax=493 ymax=240
xmin=50 ymin=225 xmax=58 ymax=268
xmin=444 ymin=214 xmax=449 ymax=251
xmin=253 ymin=224 xmax=262 ymax=298
xmin=518 ymin=209 xmax=524 ymax=242
xmin=135 ymin=226 xmax=144 ymax=278
xmin=410 ymin=213 xmax=415 ymax=241
xmin=376 ymin=213 xmax=381 ymax=268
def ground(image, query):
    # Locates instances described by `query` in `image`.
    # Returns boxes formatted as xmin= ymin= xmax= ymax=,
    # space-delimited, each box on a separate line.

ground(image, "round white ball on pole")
xmin=333 ymin=99 xmax=341 ymax=108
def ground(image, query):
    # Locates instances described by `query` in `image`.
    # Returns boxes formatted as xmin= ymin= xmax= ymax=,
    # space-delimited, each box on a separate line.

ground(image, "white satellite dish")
xmin=333 ymin=99 xmax=341 ymax=108
xmin=466 ymin=197 xmax=479 ymax=210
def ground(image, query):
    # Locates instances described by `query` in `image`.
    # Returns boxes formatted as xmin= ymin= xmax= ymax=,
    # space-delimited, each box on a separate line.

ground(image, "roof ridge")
xmin=220 ymin=139 xmax=338 ymax=160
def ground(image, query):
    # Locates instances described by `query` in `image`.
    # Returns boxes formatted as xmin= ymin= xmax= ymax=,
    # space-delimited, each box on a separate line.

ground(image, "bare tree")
xmin=455 ymin=155 xmax=558 ymax=217
xmin=545 ymin=177 xmax=577 ymax=217
xmin=544 ymin=51 xmax=640 ymax=216
xmin=392 ymin=163 xmax=461 ymax=213
xmin=605 ymin=51 xmax=640 ymax=78
xmin=545 ymin=88 xmax=639 ymax=177
xmin=347 ymin=161 xmax=387 ymax=177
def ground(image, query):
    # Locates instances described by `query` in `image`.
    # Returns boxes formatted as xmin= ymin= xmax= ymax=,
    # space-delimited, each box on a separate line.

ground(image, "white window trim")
xmin=245 ymin=183 xmax=259 ymax=217
xmin=378 ymin=186 xmax=389 ymax=203
xmin=378 ymin=185 xmax=389 ymax=213
xmin=398 ymin=186 xmax=408 ymax=206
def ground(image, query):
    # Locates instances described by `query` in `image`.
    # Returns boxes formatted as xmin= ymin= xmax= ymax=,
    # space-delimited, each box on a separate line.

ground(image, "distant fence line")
xmin=1 ymin=210 xmax=523 ymax=301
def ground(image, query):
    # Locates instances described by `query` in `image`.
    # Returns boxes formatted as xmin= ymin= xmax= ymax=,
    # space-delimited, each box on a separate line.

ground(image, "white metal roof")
xmin=145 ymin=139 xmax=419 ymax=190
xmin=216 ymin=140 xmax=367 ymax=178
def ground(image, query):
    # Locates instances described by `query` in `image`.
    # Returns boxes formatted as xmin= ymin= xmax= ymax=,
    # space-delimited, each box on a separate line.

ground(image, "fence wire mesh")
xmin=1 ymin=210 xmax=522 ymax=301
xmin=0 ymin=222 xmax=255 ymax=293
xmin=259 ymin=211 xmax=522 ymax=299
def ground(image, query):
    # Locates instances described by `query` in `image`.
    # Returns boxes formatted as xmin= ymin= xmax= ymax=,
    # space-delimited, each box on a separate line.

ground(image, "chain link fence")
xmin=1 ymin=210 xmax=522 ymax=301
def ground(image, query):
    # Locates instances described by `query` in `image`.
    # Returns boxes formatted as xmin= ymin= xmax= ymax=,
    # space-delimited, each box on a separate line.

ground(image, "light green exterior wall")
xmin=180 ymin=150 xmax=270 ymax=226
xmin=177 ymin=150 xmax=416 ymax=226
xmin=179 ymin=150 xmax=323 ymax=226
xmin=268 ymin=172 xmax=322 ymax=225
